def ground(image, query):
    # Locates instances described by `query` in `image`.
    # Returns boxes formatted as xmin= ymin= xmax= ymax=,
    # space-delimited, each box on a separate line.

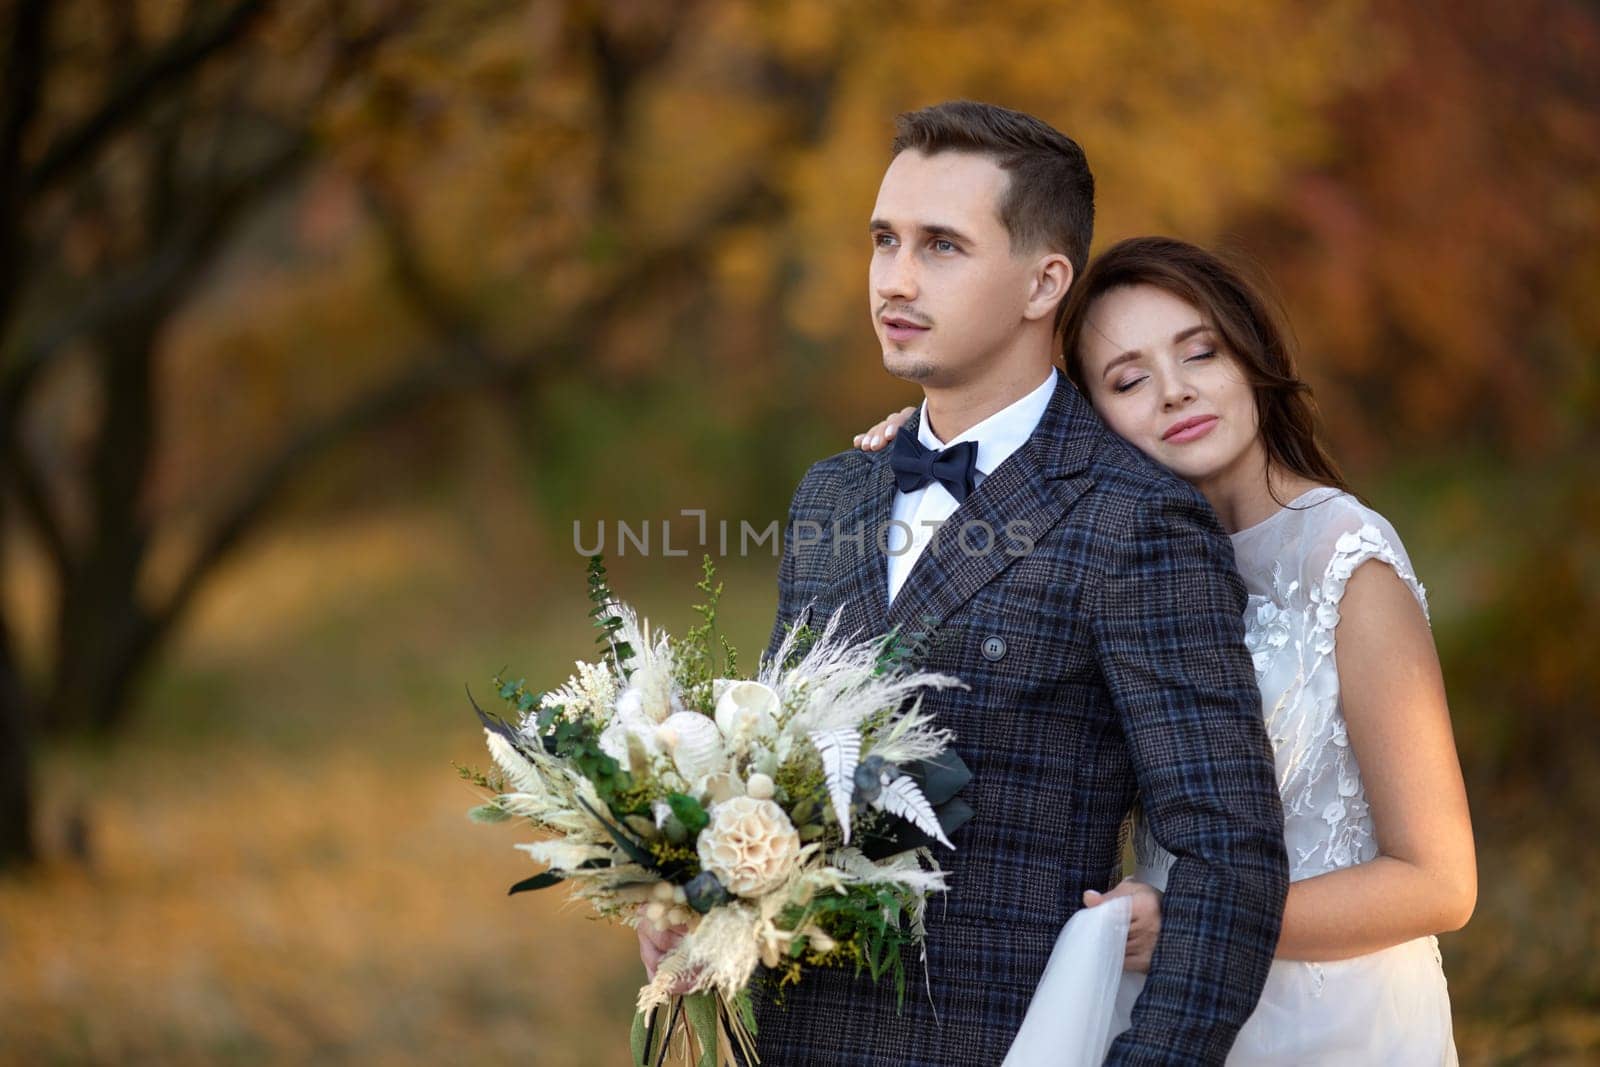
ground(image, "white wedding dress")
xmin=1004 ymin=488 xmax=1459 ymax=1066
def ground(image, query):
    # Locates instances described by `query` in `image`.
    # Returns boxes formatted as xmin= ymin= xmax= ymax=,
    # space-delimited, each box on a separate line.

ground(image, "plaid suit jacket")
xmin=747 ymin=371 xmax=1288 ymax=1066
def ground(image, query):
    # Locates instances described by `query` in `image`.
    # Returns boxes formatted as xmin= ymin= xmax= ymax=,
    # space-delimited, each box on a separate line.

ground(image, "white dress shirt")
xmin=886 ymin=371 xmax=1058 ymax=603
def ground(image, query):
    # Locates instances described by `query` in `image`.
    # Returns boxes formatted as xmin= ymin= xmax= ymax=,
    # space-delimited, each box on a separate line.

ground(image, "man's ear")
xmin=1023 ymin=253 xmax=1074 ymax=322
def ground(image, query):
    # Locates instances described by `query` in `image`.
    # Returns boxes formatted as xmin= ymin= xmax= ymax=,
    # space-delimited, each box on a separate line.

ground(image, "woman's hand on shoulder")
xmin=853 ymin=407 xmax=917 ymax=451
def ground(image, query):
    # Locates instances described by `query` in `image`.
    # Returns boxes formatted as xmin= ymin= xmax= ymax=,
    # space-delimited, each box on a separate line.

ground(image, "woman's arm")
xmin=1271 ymin=558 xmax=1476 ymax=960
xmin=1091 ymin=559 xmax=1477 ymax=969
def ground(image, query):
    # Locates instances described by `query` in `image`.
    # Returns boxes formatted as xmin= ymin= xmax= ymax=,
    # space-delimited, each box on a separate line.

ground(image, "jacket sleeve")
xmin=764 ymin=460 xmax=832 ymax=667
xmin=1098 ymin=485 xmax=1289 ymax=1065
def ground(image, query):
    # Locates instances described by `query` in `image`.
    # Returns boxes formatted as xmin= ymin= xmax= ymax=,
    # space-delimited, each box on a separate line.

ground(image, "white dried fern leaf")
xmin=809 ymin=727 xmax=861 ymax=843
xmin=875 ymin=775 xmax=953 ymax=848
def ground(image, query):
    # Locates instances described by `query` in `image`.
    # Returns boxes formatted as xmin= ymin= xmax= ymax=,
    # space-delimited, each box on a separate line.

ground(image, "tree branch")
xmin=1 ymin=131 xmax=311 ymax=411
xmin=0 ymin=0 xmax=52 ymax=335
xmin=0 ymin=420 xmax=70 ymax=583
xmin=23 ymin=0 xmax=271 ymax=198
xmin=141 ymin=167 xmax=783 ymax=657
xmin=1 ymin=0 xmax=50 ymax=192
xmin=361 ymin=177 xmax=488 ymax=359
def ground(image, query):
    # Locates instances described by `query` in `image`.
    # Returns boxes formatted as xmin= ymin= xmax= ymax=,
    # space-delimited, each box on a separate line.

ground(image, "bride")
xmin=853 ymin=236 xmax=1476 ymax=1065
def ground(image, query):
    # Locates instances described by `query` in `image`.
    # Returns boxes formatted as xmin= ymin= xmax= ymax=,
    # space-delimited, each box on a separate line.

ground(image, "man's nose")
xmin=875 ymin=247 xmax=918 ymax=302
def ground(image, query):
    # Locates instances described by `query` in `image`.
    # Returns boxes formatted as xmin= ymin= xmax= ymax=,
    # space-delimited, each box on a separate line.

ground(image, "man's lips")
xmin=881 ymin=316 xmax=930 ymax=342
xmin=1162 ymin=415 xmax=1218 ymax=443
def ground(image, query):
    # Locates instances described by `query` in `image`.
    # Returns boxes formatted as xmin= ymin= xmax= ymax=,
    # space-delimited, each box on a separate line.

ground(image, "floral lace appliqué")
xmin=1243 ymin=560 xmax=1299 ymax=677
xmin=1277 ymin=522 xmax=1429 ymax=878
xmin=1136 ymin=503 xmax=1433 ymax=893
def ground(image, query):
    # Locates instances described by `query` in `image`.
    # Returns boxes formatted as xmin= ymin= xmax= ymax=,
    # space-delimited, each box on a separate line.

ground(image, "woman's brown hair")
xmin=1056 ymin=236 xmax=1352 ymax=502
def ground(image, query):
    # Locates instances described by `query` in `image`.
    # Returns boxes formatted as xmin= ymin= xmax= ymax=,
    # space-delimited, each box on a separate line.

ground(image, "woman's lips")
xmin=1163 ymin=415 xmax=1218 ymax=444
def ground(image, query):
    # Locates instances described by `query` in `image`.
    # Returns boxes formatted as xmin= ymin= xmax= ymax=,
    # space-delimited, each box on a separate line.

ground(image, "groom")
xmin=749 ymin=102 xmax=1289 ymax=1064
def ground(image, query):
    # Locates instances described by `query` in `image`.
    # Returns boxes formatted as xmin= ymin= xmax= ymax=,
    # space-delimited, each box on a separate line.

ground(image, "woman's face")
xmin=1075 ymin=284 xmax=1264 ymax=491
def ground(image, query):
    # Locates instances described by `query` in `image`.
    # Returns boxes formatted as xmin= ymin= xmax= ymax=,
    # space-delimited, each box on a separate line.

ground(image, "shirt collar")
xmin=916 ymin=370 xmax=1059 ymax=476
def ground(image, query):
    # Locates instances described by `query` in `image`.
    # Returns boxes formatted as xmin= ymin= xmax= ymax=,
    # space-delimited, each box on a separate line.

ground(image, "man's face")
xmin=869 ymin=151 xmax=1037 ymax=388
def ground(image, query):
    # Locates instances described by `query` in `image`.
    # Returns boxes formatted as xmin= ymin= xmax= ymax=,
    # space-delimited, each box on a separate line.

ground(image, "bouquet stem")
xmin=632 ymin=991 xmax=759 ymax=1067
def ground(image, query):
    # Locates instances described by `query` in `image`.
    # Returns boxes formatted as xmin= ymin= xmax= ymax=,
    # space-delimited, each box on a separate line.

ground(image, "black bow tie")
xmin=888 ymin=428 xmax=979 ymax=503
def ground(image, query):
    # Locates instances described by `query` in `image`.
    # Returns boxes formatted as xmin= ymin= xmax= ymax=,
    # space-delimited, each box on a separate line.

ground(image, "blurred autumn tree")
xmin=1 ymin=0 xmax=1596 ymax=872
xmin=0 ymin=0 xmax=831 ymax=868
xmin=1237 ymin=0 xmax=1600 ymax=461
xmin=0 ymin=0 xmax=422 ymax=866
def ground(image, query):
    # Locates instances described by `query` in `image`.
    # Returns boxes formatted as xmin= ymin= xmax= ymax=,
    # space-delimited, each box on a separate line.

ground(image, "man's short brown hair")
xmin=892 ymin=100 xmax=1095 ymax=281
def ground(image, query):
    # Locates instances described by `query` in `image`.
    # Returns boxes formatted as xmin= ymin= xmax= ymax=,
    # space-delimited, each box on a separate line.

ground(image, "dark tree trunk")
xmin=44 ymin=334 xmax=158 ymax=735
xmin=0 ymin=594 xmax=37 ymax=870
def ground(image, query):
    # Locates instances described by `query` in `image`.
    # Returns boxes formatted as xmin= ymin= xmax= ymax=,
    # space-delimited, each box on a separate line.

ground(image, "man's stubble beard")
xmin=882 ymin=350 xmax=938 ymax=383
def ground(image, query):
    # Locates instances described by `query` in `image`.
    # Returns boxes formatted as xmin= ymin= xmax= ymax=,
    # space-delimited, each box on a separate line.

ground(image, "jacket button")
xmin=981 ymin=635 xmax=1006 ymax=661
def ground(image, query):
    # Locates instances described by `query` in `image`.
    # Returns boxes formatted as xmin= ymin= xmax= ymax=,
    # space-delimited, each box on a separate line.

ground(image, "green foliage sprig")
xmin=488 ymin=670 xmax=654 ymax=819
xmin=769 ymin=881 xmax=922 ymax=1007
xmin=676 ymin=555 xmax=737 ymax=712
xmin=781 ymin=616 xmax=819 ymax=671
xmin=873 ymin=612 xmax=941 ymax=677
xmin=588 ymin=554 xmax=635 ymax=680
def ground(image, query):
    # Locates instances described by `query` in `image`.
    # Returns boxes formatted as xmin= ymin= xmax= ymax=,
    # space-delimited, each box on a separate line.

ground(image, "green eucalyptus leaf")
xmin=577 ymin=795 xmax=658 ymax=871
xmin=684 ymin=992 xmax=719 ymax=1067
xmin=630 ymin=1008 xmax=650 ymax=1066
xmin=508 ymin=871 xmax=564 ymax=894
xmin=733 ymin=989 xmax=758 ymax=1038
xmin=665 ymin=793 xmax=709 ymax=835
xmin=468 ymin=803 xmax=511 ymax=824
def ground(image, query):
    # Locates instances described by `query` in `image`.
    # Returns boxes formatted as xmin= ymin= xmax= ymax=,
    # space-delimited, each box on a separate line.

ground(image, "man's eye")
xmin=933 ymin=239 xmax=956 ymax=253
xmin=873 ymin=233 xmax=896 ymax=248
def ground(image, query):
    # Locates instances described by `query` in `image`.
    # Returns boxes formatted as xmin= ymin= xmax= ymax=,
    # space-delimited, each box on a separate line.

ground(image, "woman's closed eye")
xmin=1112 ymin=375 xmax=1148 ymax=394
xmin=1184 ymin=349 xmax=1216 ymax=363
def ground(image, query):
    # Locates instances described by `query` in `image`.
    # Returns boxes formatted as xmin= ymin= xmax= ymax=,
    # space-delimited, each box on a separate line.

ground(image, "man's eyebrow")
xmin=923 ymin=223 xmax=975 ymax=244
xmin=868 ymin=219 xmax=977 ymax=245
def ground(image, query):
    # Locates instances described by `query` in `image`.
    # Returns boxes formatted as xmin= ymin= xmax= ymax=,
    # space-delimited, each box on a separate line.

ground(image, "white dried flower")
xmin=745 ymin=773 xmax=775 ymax=800
xmin=514 ymin=840 xmax=613 ymax=870
xmin=486 ymin=732 xmax=543 ymax=796
xmin=697 ymin=771 xmax=745 ymax=805
xmin=537 ymin=659 xmax=619 ymax=723
xmin=661 ymin=712 xmax=726 ymax=780
xmin=714 ymin=681 xmax=780 ymax=745
xmin=597 ymin=710 xmax=661 ymax=773
xmin=618 ymin=655 xmax=682 ymax=725
xmin=697 ymin=796 xmax=801 ymax=897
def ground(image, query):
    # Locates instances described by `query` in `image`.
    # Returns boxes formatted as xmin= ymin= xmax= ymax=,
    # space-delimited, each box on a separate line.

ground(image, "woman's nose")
xmin=1160 ymin=370 xmax=1197 ymax=409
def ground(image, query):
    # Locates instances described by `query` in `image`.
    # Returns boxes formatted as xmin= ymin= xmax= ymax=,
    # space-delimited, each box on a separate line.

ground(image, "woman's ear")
xmin=1024 ymin=254 xmax=1074 ymax=322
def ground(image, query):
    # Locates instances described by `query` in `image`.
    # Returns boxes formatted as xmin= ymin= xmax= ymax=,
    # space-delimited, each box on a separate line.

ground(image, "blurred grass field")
xmin=1 ymin=498 xmax=1596 ymax=1065
xmin=0 ymin=504 xmax=777 ymax=1066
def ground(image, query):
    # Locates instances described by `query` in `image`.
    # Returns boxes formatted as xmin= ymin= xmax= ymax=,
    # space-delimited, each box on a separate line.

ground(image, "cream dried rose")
xmin=696 ymin=796 xmax=801 ymax=897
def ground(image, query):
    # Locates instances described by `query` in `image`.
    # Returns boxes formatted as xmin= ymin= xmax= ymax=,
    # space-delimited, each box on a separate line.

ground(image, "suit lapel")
xmin=826 ymin=451 xmax=895 ymax=638
xmin=885 ymin=369 xmax=1100 ymax=634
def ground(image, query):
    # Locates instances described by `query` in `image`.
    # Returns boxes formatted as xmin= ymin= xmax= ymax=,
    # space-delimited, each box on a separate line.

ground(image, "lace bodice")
xmin=1136 ymin=487 xmax=1430 ymax=884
